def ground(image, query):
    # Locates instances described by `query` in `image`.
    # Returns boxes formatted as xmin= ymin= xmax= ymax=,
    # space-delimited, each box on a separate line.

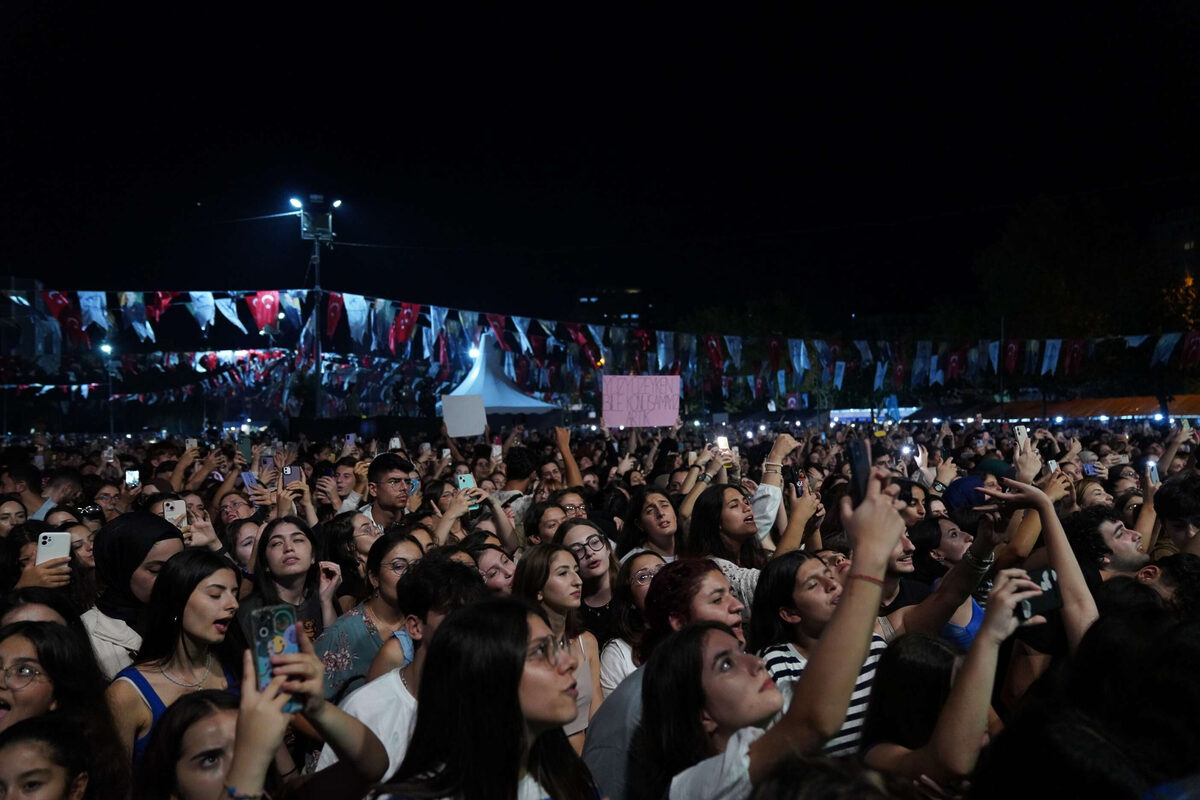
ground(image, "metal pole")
xmin=313 ymin=240 xmax=323 ymax=420
xmin=108 ymin=363 xmax=114 ymax=438
xmin=998 ymin=316 xmax=1006 ymax=422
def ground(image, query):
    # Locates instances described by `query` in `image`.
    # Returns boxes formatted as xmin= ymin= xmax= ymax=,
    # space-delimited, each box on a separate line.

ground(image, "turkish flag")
xmin=485 ymin=314 xmax=511 ymax=351
xmin=325 ymin=292 xmax=344 ymax=338
xmin=1062 ymin=339 xmax=1087 ymax=376
xmin=702 ymin=335 xmax=724 ymax=373
xmin=247 ymin=291 xmax=279 ymax=331
xmin=40 ymin=291 xmax=71 ymax=320
xmin=390 ymin=303 xmax=422 ymax=352
xmin=60 ymin=305 xmax=90 ymax=348
xmin=1003 ymin=339 xmax=1022 ymax=374
xmin=145 ymin=291 xmax=179 ymax=323
xmin=946 ymin=347 xmax=967 ymax=382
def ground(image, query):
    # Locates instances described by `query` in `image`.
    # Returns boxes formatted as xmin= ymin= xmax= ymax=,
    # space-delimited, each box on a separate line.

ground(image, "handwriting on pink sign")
xmin=602 ymin=375 xmax=680 ymax=428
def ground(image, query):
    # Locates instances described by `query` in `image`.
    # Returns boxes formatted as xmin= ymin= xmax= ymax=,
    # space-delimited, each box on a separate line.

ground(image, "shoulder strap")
xmin=876 ymin=615 xmax=897 ymax=643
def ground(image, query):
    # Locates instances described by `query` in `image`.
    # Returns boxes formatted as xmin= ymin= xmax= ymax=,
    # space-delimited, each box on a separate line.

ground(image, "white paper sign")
xmin=441 ymin=394 xmax=487 ymax=437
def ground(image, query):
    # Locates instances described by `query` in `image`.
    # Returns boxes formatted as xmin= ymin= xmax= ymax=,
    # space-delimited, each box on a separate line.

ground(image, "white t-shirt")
xmin=669 ymin=727 xmax=764 ymax=800
xmin=315 ymin=669 xmax=416 ymax=777
xmin=599 ymin=637 xmax=636 ymax=698
xmin=518 ymin=774 xmax=551 ymax=800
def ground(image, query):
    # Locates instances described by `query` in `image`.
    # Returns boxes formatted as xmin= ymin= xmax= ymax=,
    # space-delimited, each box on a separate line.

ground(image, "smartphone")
xmin=1047 ymin=459 xmax=1058 ymax=474
xmin=794 ymin=476 xmax=806 ymax=497
xmin=390 ymin=437 xmax=402 ymax=451
xmin=1015 ymin=567 xmax=1063 ymax=622
xmin=163 ymin=499 xmax=187 ymax=529
xmin=1115 ymin=455 xmax=1130 ymax=465
xmin=1014 ymin=425 xmax=1028 ymax=450
xmin=36 ymin=532 xmax=71 ymax=565
xmin=441 ymin=448 xmax=451 ymax=459
xmin=261 ymin=456 xmax=275 ymax=472
xmin=102 ymin=446 xmax=114 ymax=463
xmin=125 ymin=469 xmax=140 ymax=488
xmin=420 ymin=442 xmax=432 ymax=454
xmin=731 ymin=446 xmax=739 ymax=456
xmin=262 ymin=446 xmax=275 ymax=457
xmin=1082 ymin=463 xmax=1098 ymax=476
xmin=491 ymin=444 xmax=503 ymax=460
xmin=1149 ymin=461 xmax=1161 ymax=484
xmin=242 ymin=471 xmax=259 ymax=490
xmin=238 ymin=438 xmax=253 ymax=462
xmin=186 ymin=438 xmax=199 ymax=451
xmin=716 ymin=435 xmax=730 ymax=451
xmin=847 ymin=439 xmax=871 ymax=508
xmin=251 ymin=605 xmax=303 ymax=713
xmin=282 ymin=466 xmax=302 ymax=486
xmin=456 ymin=473 xmax=480 ymax=511
xmin=687 ymin=451 xmax=697 ymax=466
xmin=345 ymin=433 xmax=356 ymax=446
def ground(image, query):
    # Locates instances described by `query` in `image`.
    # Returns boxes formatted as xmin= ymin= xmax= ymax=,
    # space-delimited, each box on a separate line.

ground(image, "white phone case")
xmin=36 ymin=532 xmax=71 ymax=565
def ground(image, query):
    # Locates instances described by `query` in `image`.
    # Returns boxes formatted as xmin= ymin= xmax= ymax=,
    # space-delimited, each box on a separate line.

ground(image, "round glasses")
xmin=385 ymin=557 xmax=420 ymax=577
xmin=566 ymin=534 xmax=606 ymax=559
xmin=0 ymin=662 xmax=44 ymax=690
xmin=633 ymin=564 xmax=663 ymax=585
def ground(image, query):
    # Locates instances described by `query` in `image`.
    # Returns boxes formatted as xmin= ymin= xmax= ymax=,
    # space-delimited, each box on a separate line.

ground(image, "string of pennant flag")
xmin=13 ymin=289 xmax=1200 ymax=409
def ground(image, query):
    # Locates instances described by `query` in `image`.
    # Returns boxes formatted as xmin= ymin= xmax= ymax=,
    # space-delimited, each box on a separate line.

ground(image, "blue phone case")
xmin=251 ymin=605 xmax=303 ymax=713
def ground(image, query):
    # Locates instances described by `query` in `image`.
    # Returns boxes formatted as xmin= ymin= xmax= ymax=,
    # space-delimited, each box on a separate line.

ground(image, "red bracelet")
xmin=849 ymin=573 xmax=885 ymax=587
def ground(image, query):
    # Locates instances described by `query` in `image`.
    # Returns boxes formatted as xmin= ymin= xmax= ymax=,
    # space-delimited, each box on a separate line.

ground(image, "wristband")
xmin=223 ymin=787 xmax=264 ymax=800
xmin=962 ymin=548 xmax=995 ymax=570
xmin=763 ymin=460 xmax=782 ymax=467
xmin=697 ymin=473 xmax=714 ymax=484
xmin=931 ymin=481 xmax=947 ymax=493
xmin=849 ymin=573 xmax=885 ymax=587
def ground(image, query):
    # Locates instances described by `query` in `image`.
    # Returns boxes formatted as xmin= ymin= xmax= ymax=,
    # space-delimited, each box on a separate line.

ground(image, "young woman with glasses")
xmin=555 ymin=519 xmax=619 ymax=645
xmin=0 ymin=621 xmax=130 ymax=799
xmin=513 ymin=543 xmax=604 ymax=755
xmin=314 ymin=531 xmax=424 ymax=704
xmin=379 ymin=596 xmax=598 ymax=800
xmin=598 ymin=550 xmax=665 ymax=697
xmin=315 ymin=512 xmax=382 ymax=612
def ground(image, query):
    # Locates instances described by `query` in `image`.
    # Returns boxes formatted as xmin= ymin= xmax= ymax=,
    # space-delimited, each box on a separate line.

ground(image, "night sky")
xmin=5 ymin=5 xmax=1200 ymax=328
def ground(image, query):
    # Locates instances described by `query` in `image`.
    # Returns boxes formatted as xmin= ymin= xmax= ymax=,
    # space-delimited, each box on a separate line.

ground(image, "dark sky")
xmin=5 ymin=5 xmax=1200 ymax=326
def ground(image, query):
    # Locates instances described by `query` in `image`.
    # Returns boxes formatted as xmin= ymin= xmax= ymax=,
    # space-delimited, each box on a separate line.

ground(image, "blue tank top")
xmin=116 ymin=665 xmax=237 ymax=765
xmin=940 ymin=597 xmax=985 ymax=651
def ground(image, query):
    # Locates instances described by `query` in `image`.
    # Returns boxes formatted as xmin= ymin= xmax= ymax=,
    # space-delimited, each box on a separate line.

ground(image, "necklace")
xmin=159 ymin=654 xmax=213 ymax=689
xmin=399 ymin=664 xmax=409 ymax=688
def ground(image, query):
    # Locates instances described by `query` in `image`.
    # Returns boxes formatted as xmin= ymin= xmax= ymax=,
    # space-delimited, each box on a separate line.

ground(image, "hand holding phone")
xmin=36 ymin=532 xmax=71 ymax=566
xmin=251 ymin=606 xmax=303 ymax=713
xmin=125 ymin=470 xmax=140 ymax=488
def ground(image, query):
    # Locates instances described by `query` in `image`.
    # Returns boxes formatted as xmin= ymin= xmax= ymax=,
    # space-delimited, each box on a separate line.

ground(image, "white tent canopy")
xmin=446 ymin=332 xmax=558 ymax=414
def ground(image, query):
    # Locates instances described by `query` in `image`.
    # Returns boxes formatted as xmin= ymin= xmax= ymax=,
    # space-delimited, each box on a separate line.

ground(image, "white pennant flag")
xmin=511 ymin=316 xmax=534 ymax=354
xmin=343 ymin=294 xmax=369 ymax=343
xmin=215 ymin=298 xmax=247 ymax=333
xmin=189 ymin=292 xmax=216 ymax=330
xmin=77 ymin=291 xmax=109 ymax=331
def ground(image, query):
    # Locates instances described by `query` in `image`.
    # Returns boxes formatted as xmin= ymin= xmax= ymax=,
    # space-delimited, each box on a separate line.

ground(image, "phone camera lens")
xmin=258 ymin=626 xmax=270 ymax=639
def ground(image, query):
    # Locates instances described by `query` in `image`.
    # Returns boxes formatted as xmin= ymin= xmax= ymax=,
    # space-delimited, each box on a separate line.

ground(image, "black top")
xmin=579 ymin=600 xmax=614 ymax=646
xmin=880 ymin=578 xmax=933 ymax=616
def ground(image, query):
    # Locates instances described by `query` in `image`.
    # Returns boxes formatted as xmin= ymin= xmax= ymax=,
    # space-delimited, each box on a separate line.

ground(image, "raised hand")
xmin=978 ymin=569 xmax=1048 ymax=644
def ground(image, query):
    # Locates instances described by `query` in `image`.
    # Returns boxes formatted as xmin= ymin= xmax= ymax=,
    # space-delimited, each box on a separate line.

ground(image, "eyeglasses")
xmin=95 ymin=493 xmax=118 ymax=502
xmin=560 ymin=504 xmax=586 ymax=515
xmin=77 ymin=505 xmax=101 ymax=516
xmin=527 ymin=635 xmax=568 ymax=668
xmin=633 ymin=564 xmax=663 ymax=585
xmin=354 ymin=522 xmax=384 ymax=539
xmin=219 ymin=500 xmax=250 ymax=514
xmin=0 ymin=661 xmax=44 ymax=690
xmin=385 ymin=557 xmax=420 ymax=576
xmin=566 ymin=534 xmax=606 ymax=559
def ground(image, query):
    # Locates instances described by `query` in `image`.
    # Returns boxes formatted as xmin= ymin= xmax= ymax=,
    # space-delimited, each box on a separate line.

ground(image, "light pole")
xmin=290 ymin=195 xmax=341 ymax=419
xmin=100 ymin=342 xmax=114 ymax=438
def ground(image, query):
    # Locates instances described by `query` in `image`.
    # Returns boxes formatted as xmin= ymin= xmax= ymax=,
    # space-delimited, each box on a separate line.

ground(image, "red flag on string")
xmin=485 ymin=314 xmax=511 ymax=351
xmin=145 ymin=291 xmax=179 ymax=323
xmin=325 ymin=293 xmax=345 ymax=338
xmin=247 ymin=291 xmax=279 ymax=331
xmin=40 ymin=291 xmax=71 ymax=320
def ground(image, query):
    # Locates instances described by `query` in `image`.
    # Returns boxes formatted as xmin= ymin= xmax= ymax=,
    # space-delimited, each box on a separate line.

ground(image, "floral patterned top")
xmin=314 ymin=604 xmax=383 ymax=704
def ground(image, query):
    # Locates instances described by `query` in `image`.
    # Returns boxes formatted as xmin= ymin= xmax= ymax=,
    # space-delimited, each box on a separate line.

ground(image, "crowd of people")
xmin=0 ymin=415 xmax=1197 ymax=799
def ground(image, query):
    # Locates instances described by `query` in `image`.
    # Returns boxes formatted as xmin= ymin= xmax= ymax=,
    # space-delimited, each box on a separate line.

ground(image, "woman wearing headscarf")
xmin=81 ymin=513 xmax=184 ymax=679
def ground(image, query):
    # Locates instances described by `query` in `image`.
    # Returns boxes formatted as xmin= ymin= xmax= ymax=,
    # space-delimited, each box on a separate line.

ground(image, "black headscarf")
xmin=93 ymin=512 xmax=183 ymax=628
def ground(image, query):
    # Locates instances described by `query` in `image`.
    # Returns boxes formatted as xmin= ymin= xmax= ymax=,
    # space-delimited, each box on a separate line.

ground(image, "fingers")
xmin=241 ymin=650 xmax=258 ymax=699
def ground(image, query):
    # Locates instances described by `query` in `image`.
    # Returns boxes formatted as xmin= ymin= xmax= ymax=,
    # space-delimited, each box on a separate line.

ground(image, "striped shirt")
xmin=759 ymin=632 xmax=889 ymax=757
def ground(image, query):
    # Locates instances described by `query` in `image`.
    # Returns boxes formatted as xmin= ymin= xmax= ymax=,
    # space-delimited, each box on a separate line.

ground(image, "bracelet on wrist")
xmin=763 ymin=460 xmax=782 ymax=467
xmin=849 ymin=573 xmax=885 ymax=587
xmin=697 ymin=473 xmax=714 ymax=484
xmin=223 ymin=786 xmax=265 ymax=800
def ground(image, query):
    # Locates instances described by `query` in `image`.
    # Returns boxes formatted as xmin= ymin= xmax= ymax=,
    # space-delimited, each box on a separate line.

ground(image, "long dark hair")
xmin=907 ymin=518 xmax=947 ymax=585
xmin=313 ymin=513 xmax=368 ymax=602
xmin=252 ymin=516 xmax=320 ymax=603
xmin=618 ymin=487 xmax=679 ymax=558
xmin=380 ymin=597 xmax=596 ymax=800
xmin=608 ymin=551 xmax=665 ymax=657
xmin=511 ymin=544 xmax=585 ymax=639
xmin=683 ymin=484 xmax=768 ymax=569
xmin=134 ymin=690 xmax=242 ymax=800
xmin=0 ymin=521 xmax=49 ymax=591
xmin=553 ymin=518 xmax=619 ymax=592
xmin=0 ymin=715 xmax=90 ymax=793
xmin=630 ymin=621 xmax=736 ymax=800
xmin=748 ymin=550 xmax=824 ymax=653
xmin=861 ymin=633 xmax=959 ymax=751
xmin=0 ymin=621 xmax=129 ymax=799
xmin=135 ymin=549 xmax=238 ymax=673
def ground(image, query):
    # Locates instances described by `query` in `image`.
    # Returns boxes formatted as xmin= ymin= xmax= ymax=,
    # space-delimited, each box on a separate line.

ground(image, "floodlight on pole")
xmin=332 ymin=199 xmax=342 ymax=208
xmin=100 ymin=343 xmax=113 ymax=355
xmin=289 ymin=197 xmax=303 ymax=209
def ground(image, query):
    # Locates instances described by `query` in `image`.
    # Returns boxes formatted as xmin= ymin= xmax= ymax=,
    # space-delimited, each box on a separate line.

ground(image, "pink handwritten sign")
xmin=602 ymin=375 xmax=680 ymax=428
